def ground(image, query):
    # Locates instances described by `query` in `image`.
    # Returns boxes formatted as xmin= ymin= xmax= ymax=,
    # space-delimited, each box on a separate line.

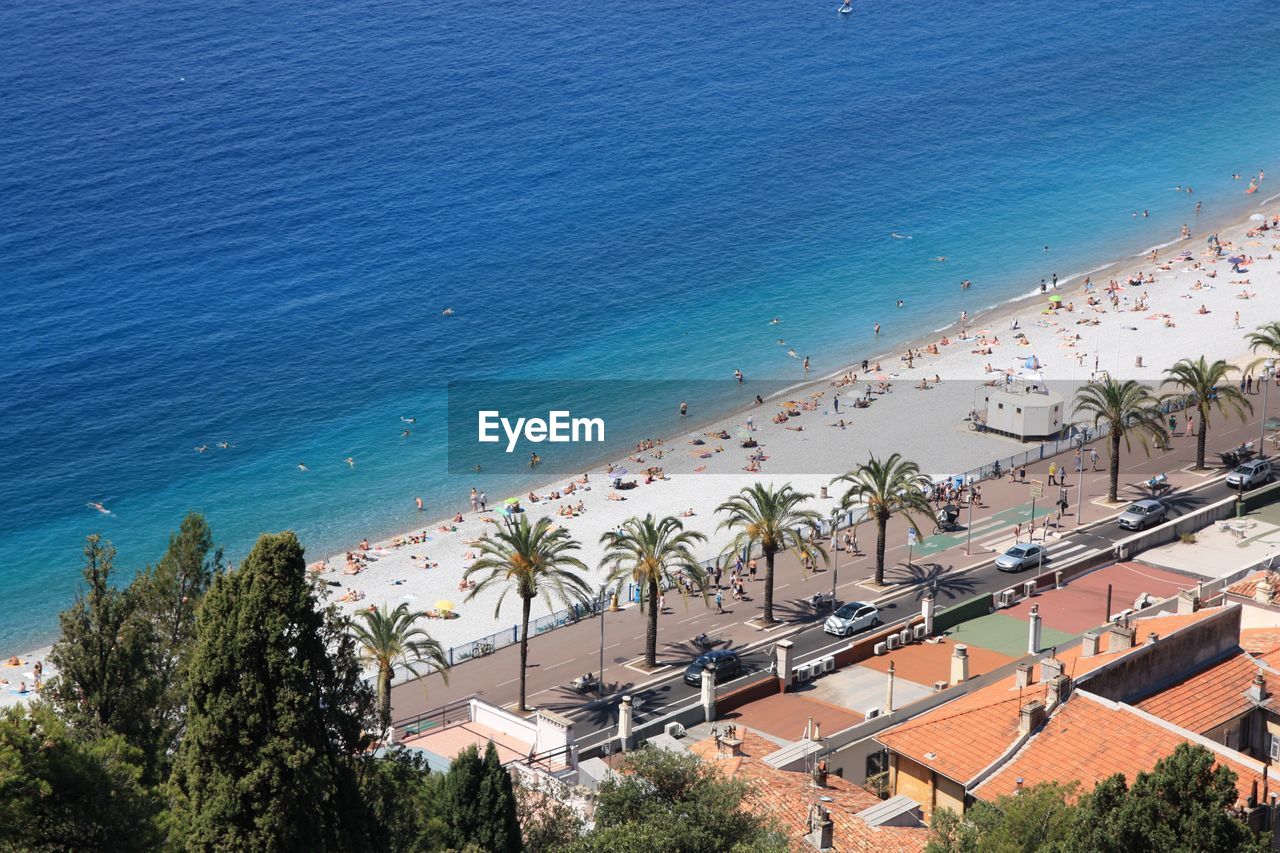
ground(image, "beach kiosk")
xmin=980 ymin=365 xmax=1065 ymax=441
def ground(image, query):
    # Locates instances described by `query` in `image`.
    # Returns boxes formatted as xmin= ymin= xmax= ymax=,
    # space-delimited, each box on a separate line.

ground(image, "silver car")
xmin=1117 ymin=499 xmax=1167 ymax=531
xmin=1227 ymin=459 xmax=1272 ymax=490
xmin=995 ymin=543 xmax=1047 ymax=572
xmin=823 ymin=602 xmax=880 ymax=637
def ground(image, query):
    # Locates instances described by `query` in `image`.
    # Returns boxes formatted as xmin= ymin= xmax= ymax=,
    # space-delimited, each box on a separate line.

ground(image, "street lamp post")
xmin=830 ymin=510 xmax=840 ymax=602
xmin=598 ymin=583 xmax=608 ymax=697
xmin=1260 ymin=360 xmax=1275 ymax=456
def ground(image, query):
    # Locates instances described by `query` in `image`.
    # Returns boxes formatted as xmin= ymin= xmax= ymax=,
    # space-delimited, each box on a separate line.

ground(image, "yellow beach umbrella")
xmin=436 ymin=599 xmax=455 ymax=612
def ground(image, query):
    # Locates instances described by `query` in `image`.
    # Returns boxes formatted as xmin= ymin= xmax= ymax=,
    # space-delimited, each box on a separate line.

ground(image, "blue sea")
xmin=3 ymin=0 xmax=1279 ymax=651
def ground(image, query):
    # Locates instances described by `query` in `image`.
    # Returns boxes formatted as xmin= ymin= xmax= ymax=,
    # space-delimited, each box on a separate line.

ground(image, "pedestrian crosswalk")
xmin=976 ymin=536 xmax=1101 ymax=566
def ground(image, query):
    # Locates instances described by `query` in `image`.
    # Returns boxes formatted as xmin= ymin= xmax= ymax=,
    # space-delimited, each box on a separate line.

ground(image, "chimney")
xmin=1081 ymin=631 xmax=1101 ymax=658
xmin=1040 ymin=655 xmax=1064 ymax=683
xmin=950 ymin=644 xmax=970 ymax=685
xmin=776 ymin=640 xmax=795 ymax=690
xmin=1015 ymin=778 xmax=1024 ymax=795
xmin=812 ymin=758 xmax=829 ymax=788
xmin=1046 ymin=674 xmax=1071 ymax=710
xmin=1015 ymin=663 xmax=1036 ymax=688
xmin=806 ymin=803 xmax=834 ymax=851
xmin=1248 ymin=672 xmax=1269 ymax=703
xmin=884 ymin=661 xmax=896 ymax=715
xmin=1147 ymin=632 xmax=1160 ymax=645
xmin=618 ymin=696 xmax=634 ymax=751
xmin=701 ymin=666 xmax=717 ymax=723
xmin=1177 ymin=590 xmax=1200 ymax=614
xmin=1107 ymin=624 xmax=1136 ymax=653
xmin=1019 ymin=700 xmax=1046 ymax=736
xmin=1256 ymin=574 xmax=1276 ymax=605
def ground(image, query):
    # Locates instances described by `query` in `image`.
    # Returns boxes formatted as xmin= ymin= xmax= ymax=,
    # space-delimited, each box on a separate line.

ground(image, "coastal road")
xmin=391 ymin=403 xmax=1272 ymax=733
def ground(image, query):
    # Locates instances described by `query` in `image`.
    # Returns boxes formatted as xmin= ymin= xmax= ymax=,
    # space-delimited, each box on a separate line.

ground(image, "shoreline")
xmin=6 ymin=190 xmax=1277 ymax=667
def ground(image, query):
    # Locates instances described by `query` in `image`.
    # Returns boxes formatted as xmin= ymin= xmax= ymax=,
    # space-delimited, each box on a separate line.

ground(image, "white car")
xmin=824 ymin=602 xmax=880 ymax=637
xmin=1226 ymin=459 xmax=1272 ymax=490
xmin=995 ymin=543 xmax=1048 ymax=572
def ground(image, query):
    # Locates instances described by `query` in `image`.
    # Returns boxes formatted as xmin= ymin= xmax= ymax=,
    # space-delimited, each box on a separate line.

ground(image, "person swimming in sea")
xmin=87 ymin=502 xmax=110 ymax=514
xmin=298 ymin=463 xmax=308 ymax=472
xmin=890 ymin=232 xmax=911 ymax=239
xmin=345 ymin=457 xmax=356 ymax=467
xmin=194 ymin=445 xmax=208 ymax=453
xmin=216 ymin=441 xmax=231 ymax=449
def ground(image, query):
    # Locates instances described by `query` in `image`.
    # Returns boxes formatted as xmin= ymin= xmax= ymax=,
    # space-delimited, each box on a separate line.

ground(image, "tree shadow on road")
xmin=882 ymin=560 xmax=978 ymax=602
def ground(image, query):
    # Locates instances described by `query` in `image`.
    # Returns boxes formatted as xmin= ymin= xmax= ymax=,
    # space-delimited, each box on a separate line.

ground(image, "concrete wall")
xmin=890 ymin=754 xmax=965 ymax=819
xmin=1078 ymin=605 xmax=1241 ymax=704
xmin=934 ymin=595 xmax=994 ymax=634
xmin=717 ymin=674 xmax=780 ymax=714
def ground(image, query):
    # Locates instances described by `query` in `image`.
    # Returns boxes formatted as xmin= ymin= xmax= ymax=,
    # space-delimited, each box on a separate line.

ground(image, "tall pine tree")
xmin=166 ymin=531 xmax=376 ymax=851
xmin=439 ymin=742 xmax=522 ymax=852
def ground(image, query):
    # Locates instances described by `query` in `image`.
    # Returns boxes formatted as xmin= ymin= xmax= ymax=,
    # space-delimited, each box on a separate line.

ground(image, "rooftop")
xmin=1226 ymin=571 xmax=1280 ymax=606
xmin=974 ymin=691 xmax=1269 ymax=804
xmin=688 ymin=728 xmax=927 ymax=852
xmin=1135 ymin=644 xmax=1280 ymax=734
xmin=876 ymin=607 xmax=1226 ymax=785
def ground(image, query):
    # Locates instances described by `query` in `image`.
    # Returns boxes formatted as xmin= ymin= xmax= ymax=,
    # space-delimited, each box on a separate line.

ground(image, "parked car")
xmin=823 ymin=602 xmax=880 ymax=637
xmin=995 ymin=542 xmax=1048 ymax=572
xmin=1117 ymin=499 xmax=1168 ymax=531
xmin=1226 ymin=458 xmax=1273 ymax=490
xmin=683 ymin=649 xmax=742 ymax=686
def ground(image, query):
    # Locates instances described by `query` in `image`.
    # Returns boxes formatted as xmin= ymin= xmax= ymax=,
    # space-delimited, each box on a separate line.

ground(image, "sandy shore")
xmin=8 ymin=201 xmax=1279 ymax=687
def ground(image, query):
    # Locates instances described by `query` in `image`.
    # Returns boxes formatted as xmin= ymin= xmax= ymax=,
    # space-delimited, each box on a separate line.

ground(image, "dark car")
xmin=684 ymin=649 xmax=742 ymax=686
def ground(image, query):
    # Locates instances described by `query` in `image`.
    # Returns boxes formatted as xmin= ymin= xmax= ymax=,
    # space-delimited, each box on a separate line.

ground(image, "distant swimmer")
xmin=896 ymin=300 xmax=904 ymax=308
xmin=442 ymin=308 xmax=454 ymax=316
xmin=345 ymin=457 xmax=356 ymax=468
xmin=787 ymin=349 xmax=798 ymax=359
xmin=932 ymin=257 xmax=947 ymax=262
xmin=769 ymin=318 xmax=782 ymax=325
xmin=890 ymin=232 xmax=912 ymax=239
xmin=776 ymin=338 xmax=786 ymax=345
xmin=87 ymin=502 xmax=110 ymax=515
xmin=194 ymin=445 xmax=208 ymax=453
xmin=298 ymin=463 xmax=308 ymax=472
xmin=216 ymin=441 xmax=231 ymax=449
xmin=401 ymin=429 xmax=411 ymax=437
xmin=400 ymin=416 xmax=416 ymax=423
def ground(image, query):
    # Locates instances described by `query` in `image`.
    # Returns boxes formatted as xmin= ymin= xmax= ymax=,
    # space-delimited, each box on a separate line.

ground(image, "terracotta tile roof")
xmin=1240 ymin=627 xmax=1280 ymax=654
xmin=875 ymin=608 xmax=1227 ymax=785
xmin=1135 ymin=648 xmax=1278 ymax=734
xmin=1225 ymin=571 xmax=1280 ymax=605
xmin=688 ymin=729 xmax=927 ymax=852
xmin=974 ymin=692 xmax=1267 ymax=805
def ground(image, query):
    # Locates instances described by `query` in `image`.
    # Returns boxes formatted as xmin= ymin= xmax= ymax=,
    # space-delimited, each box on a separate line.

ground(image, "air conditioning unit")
xmin=874 ymin=642 xmax=888 ymax=656
xmin=795 ymin=664 xmax=813 ymax=683
xmin=997 ymin=589 xmax=1016 ymax=608
xmin=913 ymin=623 xmax=927 ymax=640
xmin=864 ymin=707 xmax=881 ymax=720
xmin=664 ymin=722 xmax=686 ymax=739
xmin=1023 ymin=581 xmax=1037 ymax=598
xmin=886 ymin=634 xmax=901 ymax=650
xmin=933 ymin=680 xmax=949 ymax=692
xmin=1111 ymin=608 xmax=1134 ymax=623
xmin=899 ymin=628 xmax=912 ymax=645
xmin=821 ymin=656 xmax=836 ymax=674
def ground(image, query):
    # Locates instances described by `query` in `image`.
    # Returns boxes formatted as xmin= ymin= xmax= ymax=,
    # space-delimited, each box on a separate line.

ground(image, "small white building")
xmin=981 ymin=373 xmax=1065 ymax=441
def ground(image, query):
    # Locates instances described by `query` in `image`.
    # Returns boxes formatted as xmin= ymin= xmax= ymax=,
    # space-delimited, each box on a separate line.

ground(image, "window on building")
xmin=1269 ymin=734 xmax=1280 ymax=762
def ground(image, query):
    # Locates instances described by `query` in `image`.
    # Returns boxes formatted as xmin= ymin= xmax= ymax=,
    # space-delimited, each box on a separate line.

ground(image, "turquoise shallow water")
xmin=2 ymin=0 xmax=1279 ymax=650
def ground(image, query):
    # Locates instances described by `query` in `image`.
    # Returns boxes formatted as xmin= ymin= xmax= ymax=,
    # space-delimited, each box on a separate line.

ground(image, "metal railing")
xmin=392 ymin=696 xmax=473 ymax=742
xmin=444 ymin=594 xmax=605 ymax=667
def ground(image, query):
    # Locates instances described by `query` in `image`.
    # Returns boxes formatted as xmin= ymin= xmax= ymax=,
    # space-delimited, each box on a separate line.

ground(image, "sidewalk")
xmin=391 ymin=406 xmax=1268 ymax=719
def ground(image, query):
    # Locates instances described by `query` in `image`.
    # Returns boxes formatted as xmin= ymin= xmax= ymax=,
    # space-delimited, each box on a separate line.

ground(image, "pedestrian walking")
xmin=479 ymin=491 xmax=487 ymax=512
xmin=1187 ymin=413 xmax=1196 ymax=436
xmin=1047 ymin=462 xmax=1058 ymax=485
xmin=1058 ymin=486 xmax=1070 ymax=519
xmin=1019 ymin=464 xmax=1027 ymax=483
xmin=1089 ymin=448 xmax=1099 ymax=470
xmin=658 ymin=592 xmax=666 ymax=612
xmin=1074 ymin=449 xmax=1083 ymax=473
xmin=1014 ymin=522 xmax=1022 ymax=542
xmin=470 ymin=487 xmax=479 ymax=513
xmin=713 ymin=566 xmax=722 ymax=588
xmin=748 ymin=559 xmax=758 ymax=581
xmin=715 ymin=589 xmax=724 ymax=613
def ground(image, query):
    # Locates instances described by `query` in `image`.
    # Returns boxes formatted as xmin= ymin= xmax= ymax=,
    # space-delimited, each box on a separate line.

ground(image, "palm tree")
xmin=464 ymin=515 xmax=590 ymax=711
xmin=832 ymin=453 xmax=933 ymax=586
xmin=599 ymin=515 xmax=708 ymax=668
xmin=1162 ymin=356 xmax=1252 ymax=469
xmin=350 ymin=602 xmax=448 ymax=735
xmin=1245 ymin=321 xmax=1280 ymax=360
xmin=1074 ymin=377 xmax=1167 ymax=502
xmin=716 ymin=483 xmax=823 ymax=624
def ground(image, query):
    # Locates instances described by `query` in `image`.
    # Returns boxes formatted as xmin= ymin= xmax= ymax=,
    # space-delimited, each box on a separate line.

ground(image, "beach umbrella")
xmin=1251 ymin=213 xmax=1266 ymax=221
xmin=609 ymin=467 xmax=628 ymax=479
xmin=1228 ymin=256 xmax=1245 ymax=264
xmin=1048 ymin=295 xmax=1063 ymax=303
xmin=435 ymin=599 xmax=455 ymax=612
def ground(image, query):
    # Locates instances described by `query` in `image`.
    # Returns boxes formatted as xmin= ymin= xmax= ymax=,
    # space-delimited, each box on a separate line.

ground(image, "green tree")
xmin=1071 ymin=743 xmax=1269 ymax=853
xmin=357 ymin=747 xmax=446 ymax=853
xmin=350 ymin=602 xmax=448 ymax=735
xmin=517 ymin=775 xmax=586 ymax=851
xmin=576 ymin=748 xmax=787 ymax=852
xmin=716 ymin=483 xmax=823 ymax=624
xmin=833 ymin=453 xmax=934 ymax=586
xmin=0 ymin=703 xmax=160 ymax=852
xmin=926 ymin=781 xmax=1077 ymax=853
xmin=46 ymin=535 xmax=159 ymax=754
xmin=599 ymin=514 xmax=708 ymax=668
xmin=1245 ymin=320 xmax=1280 ymax=362
xmin=130 ymin=512 xmax=222 ymax=778
xmin=1162 ymin=357 xmax=1252 ymax=470
xmin=1074 ymin=377 xmax=1167 ymax=502
xmin=438 ymin=742 xmax=522 ymax=853
xmin=167 ymin=531 xmax=376 ymax=851
xmin=464 ymin=516 xmax=590 ymax=711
